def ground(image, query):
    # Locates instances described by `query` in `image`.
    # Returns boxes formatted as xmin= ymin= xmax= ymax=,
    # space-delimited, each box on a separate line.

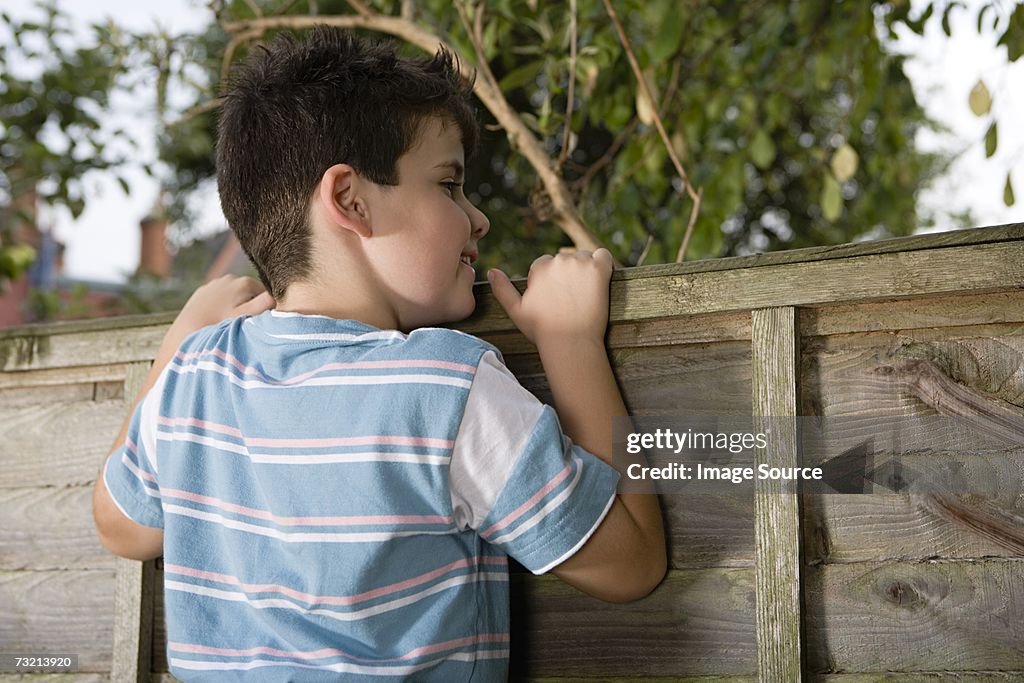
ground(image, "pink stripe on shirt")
xmin=168 ymin=633 xmax=509 ymax=663
xmin=159 ymin=487 xmax=451 ymax=527
xmin=175 ymin=347 xmax=476 ymax=386
xmin=164 ymin=555 xmax=506 ymax=607
xmin=480 ymin=460 xmax=574 ymax=538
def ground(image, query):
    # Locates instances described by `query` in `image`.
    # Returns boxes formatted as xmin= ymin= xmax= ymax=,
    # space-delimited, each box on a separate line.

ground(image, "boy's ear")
xmin=318 ymin=164 xmax=372 ymax=238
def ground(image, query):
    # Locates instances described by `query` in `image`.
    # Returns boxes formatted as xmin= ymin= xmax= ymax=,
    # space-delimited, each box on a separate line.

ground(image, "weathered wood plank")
xmin=0 ymin=675 xmax=108 ymax=682
xmin=152 ymin=568 xmax=758 ymax=677
xmin=0 ymin=363 xmax=128 ymax=390
xmin=481 ymin=310 xmax=754 ymax=355
xmin=800 ymin=291 xmax=1024 ymax=338
xmin=0 ymin=400 xmax=125 ymax=488
xmin=751 ymin=307 xmax=804 ymax=682
xmin=111 ymin=362 xmax=156 ymax=683
xmin=0 ymin=570 xmax=114 ymax=673
xmin=804 ymin=559 xmax=1024 ymax=673
xmin=0 ymin=383 xmax=96 ymax=409
xmin=464 ymin=241 xmax=1024 ymax=334
xmin=3 ymin=231 xmax=1022 ymax=372
xmin=804 ymin=491 xmax=1024 ymax=564
xmin=0 ymin=486 xmax=113 ymax=571
xmin=0 ymin=324 xmax=169 ymax=373
xmin=801 ymin=327 xmax=1024 ymax=419
xmin=508 ymin=341 xmax=754 ymax=417
xmin=812 ymin=675 xmax=1024 ymax=682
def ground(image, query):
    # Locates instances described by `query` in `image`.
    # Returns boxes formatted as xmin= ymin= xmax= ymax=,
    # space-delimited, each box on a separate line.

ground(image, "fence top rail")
xmin=0 ymin=223 xmax=1020 ymax=345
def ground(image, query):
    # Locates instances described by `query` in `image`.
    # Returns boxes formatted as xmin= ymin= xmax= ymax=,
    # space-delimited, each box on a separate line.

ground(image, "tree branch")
xmin=166 ymin=97 xmax=224 ymax=128
xmin=556 ymin=0 xmax=578 ymax=171
xmin=345 ymin=0 xmax=372 ymax=18
xmin=601 ymin=0 xmax=702 ymax=262
xmin=220 ymin=28 xmax=264 ymax=85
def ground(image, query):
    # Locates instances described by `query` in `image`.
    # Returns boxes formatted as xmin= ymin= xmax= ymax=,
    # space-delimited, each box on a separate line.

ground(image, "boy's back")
xmin=104 ymin=309 xmax=619 ymax=680
xmin=93 ymin=26 xmax=666 ymax=681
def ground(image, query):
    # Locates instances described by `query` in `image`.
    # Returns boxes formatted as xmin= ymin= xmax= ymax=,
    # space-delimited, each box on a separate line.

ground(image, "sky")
xmin=5 ymin=0 xmax=1024 ymax=283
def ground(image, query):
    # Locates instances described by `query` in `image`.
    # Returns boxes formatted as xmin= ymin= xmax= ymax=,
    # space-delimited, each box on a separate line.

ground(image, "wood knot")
xmin=883 ymin=579 xmax=927 ymax=610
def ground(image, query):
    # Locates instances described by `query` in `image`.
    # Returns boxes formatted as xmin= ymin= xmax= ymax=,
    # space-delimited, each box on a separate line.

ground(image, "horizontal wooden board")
xmin=506 ymin=341 xmax=753 ymax=417
xmin=804 ymin=490 xmax=1024 ymax=564
xmin=0 ymin=486 xmax=113 ymax=571
xmin=0 ymin=570 xmax=114 ymax=673
xmin=152 ymin=568 xmax=757 ymax=677
xmin=0 ymin=383 xmax=96 ymax=409
xmin=801 ymin=290 xmax=1024 ymax=338
xmin=0 ymin=400 xmax=124 ymax=489
xmin=814 ymin=675 xmax=1024 ymax=682
xmin=801 ymin=325 xmax=1024 ymax=418
xmin=480 ymin=310 xmax=754 ymax=355
xmin=463 ymin=241 xmax=1024 ymax=334
xmin=0 ymin=364 xmax=128 ymax=391
xmin=0 ymin=324 xmax=168 ymax=373
xmin=0 ymin=675 xmax=107 ymax=682
xmin=805 ymin=559 xmax=1024 ymax=673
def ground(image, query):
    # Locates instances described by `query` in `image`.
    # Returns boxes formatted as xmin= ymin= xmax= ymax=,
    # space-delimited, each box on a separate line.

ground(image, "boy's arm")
xmin=488 ymin=251 xmax=667 ymax=603
xmin=92 ymin=275 xmax=275 ymax=561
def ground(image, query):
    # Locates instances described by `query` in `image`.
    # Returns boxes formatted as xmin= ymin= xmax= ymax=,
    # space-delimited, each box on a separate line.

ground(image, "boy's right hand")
xmin=488 ymin=248 xmax=614 ymax=348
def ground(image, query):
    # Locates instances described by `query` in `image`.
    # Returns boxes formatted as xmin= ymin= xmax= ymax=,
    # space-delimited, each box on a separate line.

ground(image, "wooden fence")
xmin=2 ymin=225 xmax=1023 ymax=681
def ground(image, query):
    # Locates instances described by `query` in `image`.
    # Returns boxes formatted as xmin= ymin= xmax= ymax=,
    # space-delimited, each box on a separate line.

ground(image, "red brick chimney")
xmin=137 ymin=195 xmax=171 ymax=279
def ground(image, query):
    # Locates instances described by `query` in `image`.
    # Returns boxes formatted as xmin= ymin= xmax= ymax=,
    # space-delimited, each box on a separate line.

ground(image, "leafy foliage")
xmin=2 ymin=0 xmax=1022 ymax=297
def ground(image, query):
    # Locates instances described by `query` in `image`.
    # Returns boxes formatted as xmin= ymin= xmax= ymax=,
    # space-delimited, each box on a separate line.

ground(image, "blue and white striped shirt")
xmin=104 ymin=310 xmax=620 ymax=681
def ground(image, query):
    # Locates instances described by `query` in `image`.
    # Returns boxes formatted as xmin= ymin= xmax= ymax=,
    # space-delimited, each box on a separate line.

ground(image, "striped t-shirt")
xmin=103 ymin=309 xmax=620 ymax=682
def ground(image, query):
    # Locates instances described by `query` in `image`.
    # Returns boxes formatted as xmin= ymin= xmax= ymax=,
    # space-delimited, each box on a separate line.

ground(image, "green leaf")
xmin=968 ymin=79 xmax=991 ymax=116
xmin=821 ymin=174 xmax=842 ymax=222
xmin=996 ymin=3 xmax=1024 ymax=61
xmin=498 ymin=60 xmax=543 ymax=91
xmin=985 ymin=122 xmax=998 ymax=158
xmin=650 ymin=15 xmax=684 ymax=62
xmin=749 ymin=129 xmax=776 ymax=170
xmin=813 ymin=54 xmax=832 ymax=91
xmin=978 ymin=4 xmax=991 ymax=33
xmin=830 ymin=144 xmax=859 ymax=182
xmin=117 ymin=176 xmax=130 ymax=195
xmin=1005 ymin=172 xmax=1016 ymax=207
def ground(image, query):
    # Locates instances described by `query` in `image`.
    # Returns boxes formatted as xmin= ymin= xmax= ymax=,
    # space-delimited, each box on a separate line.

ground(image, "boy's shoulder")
xmin=404 ymin=326 xmax=503 ymax=365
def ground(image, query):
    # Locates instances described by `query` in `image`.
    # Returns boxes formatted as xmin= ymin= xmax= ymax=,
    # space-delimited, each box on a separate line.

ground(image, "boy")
xmin=93 ymin=27 xmax=665 ymax=681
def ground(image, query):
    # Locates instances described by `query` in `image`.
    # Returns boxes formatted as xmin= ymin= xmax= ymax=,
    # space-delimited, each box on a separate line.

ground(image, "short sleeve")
xmin=449 ymin=350 xmax=620 ymax=575
xmin=102 ymin=368 xmax=169 ymax=529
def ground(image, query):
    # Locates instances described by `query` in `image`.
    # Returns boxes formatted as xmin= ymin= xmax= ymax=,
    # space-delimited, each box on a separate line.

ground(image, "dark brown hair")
xmin=216 ymin=26 xmax=478 ymax=299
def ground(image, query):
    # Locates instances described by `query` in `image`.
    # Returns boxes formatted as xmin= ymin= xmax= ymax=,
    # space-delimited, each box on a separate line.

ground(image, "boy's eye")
xmin=441 ymin=181 xmax=462 ymax=197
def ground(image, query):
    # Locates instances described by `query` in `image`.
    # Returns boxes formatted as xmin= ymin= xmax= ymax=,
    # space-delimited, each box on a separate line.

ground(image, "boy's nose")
xmin=469 ymin=202 xmax=490 ymax=240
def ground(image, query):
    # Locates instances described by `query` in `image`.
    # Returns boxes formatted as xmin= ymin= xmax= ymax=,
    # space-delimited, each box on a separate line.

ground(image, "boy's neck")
xmin=275 ymin=282 xmax=401 ymax=331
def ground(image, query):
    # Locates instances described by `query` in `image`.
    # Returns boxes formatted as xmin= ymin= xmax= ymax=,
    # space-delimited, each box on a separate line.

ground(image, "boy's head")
xmin=216 ymin=27 xmax=486 ymax=326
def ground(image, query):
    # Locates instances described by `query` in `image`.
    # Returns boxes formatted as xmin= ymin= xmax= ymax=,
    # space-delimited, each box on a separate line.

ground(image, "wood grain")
xmin=111 ymin=362 xmax=156 ymax=683
xmin=0 ymin=486 xmax=112 ymax=571
xmin=751 ymin=307 xmax=804 ymax=682
xmin=804 ymin=559 xmax=1024 ymax=672
xmin=0 ymin=570 xmax=114 ymax=673
xmin=0 ymin=399 xmax=124 ymax=488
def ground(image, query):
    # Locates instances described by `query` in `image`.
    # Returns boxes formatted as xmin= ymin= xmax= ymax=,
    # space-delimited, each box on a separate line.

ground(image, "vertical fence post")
xmin=751 ymin=306 xmax=804 ymax=682
xmin=111 ymin=361 xmax=157 ymax=682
